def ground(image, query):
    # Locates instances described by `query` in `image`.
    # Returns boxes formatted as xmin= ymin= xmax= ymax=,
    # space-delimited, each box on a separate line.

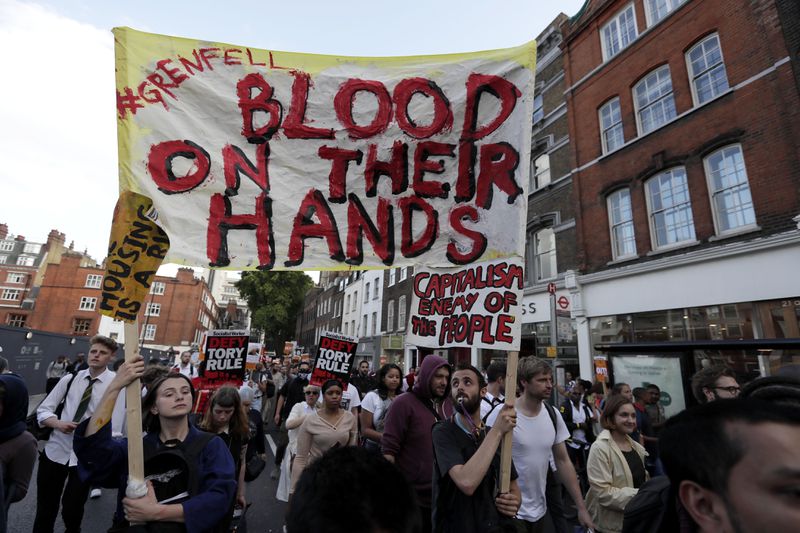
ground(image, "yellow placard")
xmin=99 ymin=191 xmax=170 ymax=322
xmin=546 ymin=346 xmax=557 ymax=358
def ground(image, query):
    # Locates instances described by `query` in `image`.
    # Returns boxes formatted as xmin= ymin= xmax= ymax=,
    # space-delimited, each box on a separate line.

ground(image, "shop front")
xmin=381 ymin=334 xmax=405 ymax=367
xmin=518 ymin=288 xmax=580 ymax=378
xmin=567 ymin=233 xmax=800 ymax=384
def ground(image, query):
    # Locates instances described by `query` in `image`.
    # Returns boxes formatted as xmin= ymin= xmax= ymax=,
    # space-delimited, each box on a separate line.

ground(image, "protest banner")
xmin=310 ymin=331 xmax=358 ymax=390
xmin=193 ymin=329 xmax=249 ymax=414
xmin=405 ymin=259 xmax=524 ymax=350
xmin=112 ymin=27 xmax=534 ymax=272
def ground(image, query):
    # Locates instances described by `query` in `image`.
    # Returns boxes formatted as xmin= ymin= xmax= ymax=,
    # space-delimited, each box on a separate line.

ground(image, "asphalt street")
xmin=9 ymin=425 xmax=288 ymax=533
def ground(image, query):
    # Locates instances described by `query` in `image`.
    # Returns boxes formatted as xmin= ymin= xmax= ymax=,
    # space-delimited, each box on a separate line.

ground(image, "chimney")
xmin=177 ymin=267 xmax=195 ymax=282
xmin=47 ymin=229 xmax=66 ymax=247
xmin=15 ymin=235 xmax=25 ymax=241
xmin=0 ymin=224 xmax=7 ymax=240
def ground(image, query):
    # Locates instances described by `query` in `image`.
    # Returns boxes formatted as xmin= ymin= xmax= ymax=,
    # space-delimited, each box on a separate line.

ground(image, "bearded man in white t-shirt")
xmin=487 ymin=356 xmax=595 ymax=532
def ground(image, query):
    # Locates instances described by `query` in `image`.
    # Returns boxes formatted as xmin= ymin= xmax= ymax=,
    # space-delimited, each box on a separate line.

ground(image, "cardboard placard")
xmin=310 ymin=331 xmax=357 ymax=390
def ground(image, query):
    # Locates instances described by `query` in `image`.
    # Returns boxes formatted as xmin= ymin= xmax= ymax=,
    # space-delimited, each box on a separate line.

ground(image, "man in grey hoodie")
xmin=382 ymin=355 xmax=454 ymax=533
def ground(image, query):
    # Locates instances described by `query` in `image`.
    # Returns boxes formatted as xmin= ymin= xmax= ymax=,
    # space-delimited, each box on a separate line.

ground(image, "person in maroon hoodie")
xmin=382 ymin=355 xmax=454 ymax=533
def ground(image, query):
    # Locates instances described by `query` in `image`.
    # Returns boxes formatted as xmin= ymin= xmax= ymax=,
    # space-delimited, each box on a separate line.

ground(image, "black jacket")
xmin=559 ymin=398 xmax=596 ymax=444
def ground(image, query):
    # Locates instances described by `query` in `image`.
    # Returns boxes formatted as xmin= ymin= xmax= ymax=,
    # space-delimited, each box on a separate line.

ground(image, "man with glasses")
xmin=691 ymin=365 xmax=741 ymax=404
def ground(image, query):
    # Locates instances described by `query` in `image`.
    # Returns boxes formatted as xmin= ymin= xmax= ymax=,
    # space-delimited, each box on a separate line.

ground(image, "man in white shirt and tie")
xmin=33 ymin=335 xmax=126 ymax=533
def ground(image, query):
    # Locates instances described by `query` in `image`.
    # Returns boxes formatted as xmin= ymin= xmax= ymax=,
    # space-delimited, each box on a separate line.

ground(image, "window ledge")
xmin=708 ymin=225 xmax=761 ymax=242
xmin=646 ymin=240 xmax=700 ymax=256
xmin=606 ymin=255 xmax=640 ymax=266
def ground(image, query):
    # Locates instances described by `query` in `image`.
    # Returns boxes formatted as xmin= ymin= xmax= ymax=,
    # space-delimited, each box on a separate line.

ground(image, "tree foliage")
xmin=235 ymin=271 xmax=314 ymax=352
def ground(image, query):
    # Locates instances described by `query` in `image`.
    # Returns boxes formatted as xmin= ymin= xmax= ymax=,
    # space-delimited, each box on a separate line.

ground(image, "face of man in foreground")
xmin=684 ymin=421 xmax=800 ymax=533
xmin=450 ymin=369 xmax=483 ymax=415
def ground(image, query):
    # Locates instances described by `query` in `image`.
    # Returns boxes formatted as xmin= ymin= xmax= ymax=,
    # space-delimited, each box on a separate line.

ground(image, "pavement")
xmin=9 ymin=420 xmax=288 ymax=533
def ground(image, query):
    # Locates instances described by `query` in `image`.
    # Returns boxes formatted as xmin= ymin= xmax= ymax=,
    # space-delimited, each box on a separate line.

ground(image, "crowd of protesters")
xmin=0 ymin=336 xmax=795 ymax=533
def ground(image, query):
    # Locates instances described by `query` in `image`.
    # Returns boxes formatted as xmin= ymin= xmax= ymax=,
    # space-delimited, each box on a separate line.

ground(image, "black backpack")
xmin=26 ymin=373 xmax=77 ymax=440
xmin=116 ymin=431 xmax=218 ymax=533
xmin=622 ymin=475 xmax=677 ymax=533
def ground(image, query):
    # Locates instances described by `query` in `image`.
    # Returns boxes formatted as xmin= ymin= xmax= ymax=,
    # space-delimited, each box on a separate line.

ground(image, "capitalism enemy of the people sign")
xmin=406 ymin=259 xmax=524 ymax=350
xmin=310 ymin=332 xmax=358 ymax=390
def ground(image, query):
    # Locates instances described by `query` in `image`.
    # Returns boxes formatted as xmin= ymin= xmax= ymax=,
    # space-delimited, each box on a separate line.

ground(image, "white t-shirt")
xmin=487 ymin=402 xmax=570 ymax=522
xmin=361 ymin=390 xmax=393 ymax=427
xmin=341 ymin=384 xmax=361 ymax=412
xmin=174 ymin=363 xmax=198 ymax=379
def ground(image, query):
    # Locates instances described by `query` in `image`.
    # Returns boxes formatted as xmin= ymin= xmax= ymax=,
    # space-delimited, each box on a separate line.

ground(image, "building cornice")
xmin=577 ymin=229 xmax=800 ymax=285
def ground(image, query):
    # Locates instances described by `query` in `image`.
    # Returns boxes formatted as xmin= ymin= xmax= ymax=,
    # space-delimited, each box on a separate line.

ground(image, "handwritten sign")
xmin=406 ymin=259 xmax=524 ymax=350
xmin=99 ymin=191 xmax=169 ymax=321
xmin=310 ymin=331 xmax=357 ymax=389
xmin=113 ymin=27 xmax=535 ymax=271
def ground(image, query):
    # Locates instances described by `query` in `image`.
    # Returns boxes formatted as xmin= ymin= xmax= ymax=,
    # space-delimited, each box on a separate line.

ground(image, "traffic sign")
xmin=547 ymin=282 xmax=557 ymax=294
xmin=557 ymin=295 xmax=569 ymax=309
xmin=546 ymin=346 xmax=557 ymax=358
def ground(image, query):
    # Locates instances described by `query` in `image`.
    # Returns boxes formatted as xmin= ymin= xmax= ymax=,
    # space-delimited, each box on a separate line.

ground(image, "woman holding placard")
xmin=289 ymin=379 xmax=357 ymax=494
xmin=73 ymin=357 xmax=236 ymax=532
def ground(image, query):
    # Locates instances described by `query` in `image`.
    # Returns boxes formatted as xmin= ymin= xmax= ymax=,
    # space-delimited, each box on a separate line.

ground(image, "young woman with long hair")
xmin=360 ymin=363 xmax=402 ymax=452
xmin=74 ymin=357 xmax=236 ymax=532
xmin=289 ymin=379 xmax=357 ymax=494
xmin=198 ymin=385 xmax=250 ymax=528
xmin=585 ymin=394 xmax=648 ymax=533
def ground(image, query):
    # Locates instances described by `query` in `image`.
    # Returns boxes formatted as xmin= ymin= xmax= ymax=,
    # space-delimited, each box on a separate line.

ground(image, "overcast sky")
xmin=0 ymin=0 xmax=585 ymax=275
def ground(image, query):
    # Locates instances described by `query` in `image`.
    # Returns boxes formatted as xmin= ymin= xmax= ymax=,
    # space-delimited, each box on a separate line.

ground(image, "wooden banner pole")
xmin=499 ymin=350 xmax=519 ymax=493
xmin=123 ymin=320 xmax=146 ymax=499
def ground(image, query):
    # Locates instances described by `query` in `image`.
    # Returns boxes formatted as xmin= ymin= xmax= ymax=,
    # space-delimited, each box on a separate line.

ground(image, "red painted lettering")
xmin=148 ymin=140 xmax=210 ymax=194
xmin=334 ymin=79 xmax=393 ymax=139
xmin=461 ymin=74 xmax=521 ymax=141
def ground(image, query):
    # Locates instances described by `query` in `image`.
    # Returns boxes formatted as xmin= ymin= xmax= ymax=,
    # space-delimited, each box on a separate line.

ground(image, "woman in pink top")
xmin=290 ymin=379 xmax=358 ymax=493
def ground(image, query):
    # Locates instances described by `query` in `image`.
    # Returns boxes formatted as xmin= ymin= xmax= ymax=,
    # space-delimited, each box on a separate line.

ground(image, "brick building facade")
xmin=27 ymin=253 xmax=105 ymax=336
xmin=561 ymin=0 xmax=800 ymax=381
xmin=520 ymin=14 xmax=581 ymax=369
xmin=0 ymin=225 xmax=48 ymax=329
xmin=101 ymin=267 xmax=219 ymax=350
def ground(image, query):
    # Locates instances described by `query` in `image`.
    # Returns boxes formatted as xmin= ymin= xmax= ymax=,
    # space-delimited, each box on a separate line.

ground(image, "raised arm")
xmin=442 ymin=404 xmax=515 ymax=496
xmin=86 ymin=357 xmax=144 ymax=437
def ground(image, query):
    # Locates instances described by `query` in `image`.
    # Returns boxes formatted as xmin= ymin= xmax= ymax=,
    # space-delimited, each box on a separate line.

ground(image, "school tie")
xmin=72 ymin=377 xmax=98 ymax=422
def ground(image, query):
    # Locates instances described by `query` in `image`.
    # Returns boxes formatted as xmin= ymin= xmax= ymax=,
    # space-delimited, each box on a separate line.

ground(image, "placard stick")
xmin=123 ymin=320 xmax=146 ymax=499
xmin=499 ymin=350 xmax=519 ymax=493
